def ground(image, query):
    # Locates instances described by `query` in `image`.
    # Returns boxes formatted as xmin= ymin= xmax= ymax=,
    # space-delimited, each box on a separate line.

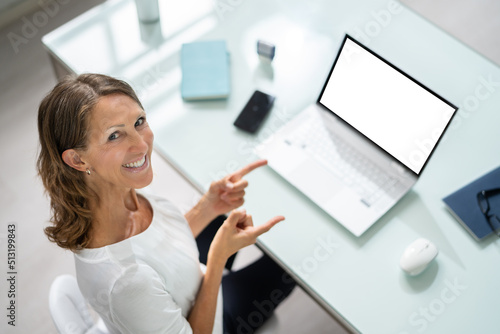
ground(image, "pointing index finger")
xmin=230 ymin=159 xmax=268 ymax=181
xmin=253 ymin=215 xmax=285 ymax=236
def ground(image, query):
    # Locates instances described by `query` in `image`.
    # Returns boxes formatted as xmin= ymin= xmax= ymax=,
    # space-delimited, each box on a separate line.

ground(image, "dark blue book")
xmin=443 ymin=166 xmax=500 ymax=240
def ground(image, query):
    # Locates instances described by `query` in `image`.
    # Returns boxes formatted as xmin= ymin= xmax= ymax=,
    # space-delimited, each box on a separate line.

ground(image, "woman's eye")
xmin=108 ymin=132 xmax=119 ymax=141
xmin=135 ymin=117 xmax=145 ymax=127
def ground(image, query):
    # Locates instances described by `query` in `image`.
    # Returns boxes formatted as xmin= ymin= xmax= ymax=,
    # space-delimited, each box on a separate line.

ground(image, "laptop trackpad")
xmin=287 ymin=158 xmax=343 ymax=205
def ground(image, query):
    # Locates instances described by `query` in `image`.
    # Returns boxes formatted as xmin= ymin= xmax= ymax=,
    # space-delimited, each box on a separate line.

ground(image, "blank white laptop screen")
xmin=319 ymin=38 xmax=456 ymax=174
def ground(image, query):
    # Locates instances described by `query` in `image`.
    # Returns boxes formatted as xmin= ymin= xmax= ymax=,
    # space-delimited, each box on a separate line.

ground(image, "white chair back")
xmin=49 ymin=274 xmax=109 ymax=334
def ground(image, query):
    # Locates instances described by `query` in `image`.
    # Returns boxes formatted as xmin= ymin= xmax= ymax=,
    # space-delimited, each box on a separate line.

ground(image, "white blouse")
xmin=74 ymin=194 xmax=223 ymax=334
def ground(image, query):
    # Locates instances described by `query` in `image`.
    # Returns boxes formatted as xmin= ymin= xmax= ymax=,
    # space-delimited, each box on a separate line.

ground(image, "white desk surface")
xmin=43 ymin=0 xmax=500 ymax=332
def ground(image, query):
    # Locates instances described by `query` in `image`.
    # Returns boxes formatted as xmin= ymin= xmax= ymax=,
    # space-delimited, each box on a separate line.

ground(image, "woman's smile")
xmin=122 ymin=155 xmax=149 ymax=173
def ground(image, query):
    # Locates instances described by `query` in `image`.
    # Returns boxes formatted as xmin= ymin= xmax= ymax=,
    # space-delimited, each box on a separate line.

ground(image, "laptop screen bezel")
xmin=316 ymin=34 xmax=458 ymax=176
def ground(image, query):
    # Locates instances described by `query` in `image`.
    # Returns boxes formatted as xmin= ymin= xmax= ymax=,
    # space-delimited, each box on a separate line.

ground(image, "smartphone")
xmin=233 ymin=90 xmax=275 ymax=133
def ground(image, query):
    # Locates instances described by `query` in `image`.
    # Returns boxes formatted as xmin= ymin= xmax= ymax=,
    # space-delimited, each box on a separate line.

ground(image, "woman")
xmin=37 ymin=73 xmax=295 ymax=334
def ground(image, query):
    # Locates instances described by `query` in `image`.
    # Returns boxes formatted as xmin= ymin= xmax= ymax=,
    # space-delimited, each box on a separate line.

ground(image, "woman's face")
xmin=82 ymin=94 xmax=154 ymax=191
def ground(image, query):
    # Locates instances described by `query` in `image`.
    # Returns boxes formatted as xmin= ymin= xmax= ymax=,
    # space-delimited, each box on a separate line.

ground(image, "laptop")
xmin=256 ymin=35 xmax=458 ymax=236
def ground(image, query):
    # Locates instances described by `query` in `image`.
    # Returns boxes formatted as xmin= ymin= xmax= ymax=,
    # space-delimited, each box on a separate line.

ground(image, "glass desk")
xmin=43 ymin=0 xmax=500 ymax=332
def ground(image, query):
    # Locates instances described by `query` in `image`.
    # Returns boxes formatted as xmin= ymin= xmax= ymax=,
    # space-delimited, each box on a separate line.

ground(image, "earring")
xmin=86 ymin=168 xmax=91 ymax=176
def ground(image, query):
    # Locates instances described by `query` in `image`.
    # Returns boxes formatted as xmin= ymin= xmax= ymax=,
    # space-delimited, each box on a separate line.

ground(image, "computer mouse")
xmin=400 ymin=238 xmax=438 ymax=276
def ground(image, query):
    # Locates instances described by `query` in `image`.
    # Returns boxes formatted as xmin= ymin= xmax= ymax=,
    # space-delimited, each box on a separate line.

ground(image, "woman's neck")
xmin=87 ymin=187 xmax=142 ymax=248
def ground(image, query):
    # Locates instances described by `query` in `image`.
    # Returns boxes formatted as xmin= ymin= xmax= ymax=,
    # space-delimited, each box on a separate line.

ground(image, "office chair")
xmin=49 ymin=274 xmax=109 ymax=334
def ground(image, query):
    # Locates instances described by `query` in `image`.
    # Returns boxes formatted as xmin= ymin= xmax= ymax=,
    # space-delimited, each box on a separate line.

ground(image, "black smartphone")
xmin=233 ymin=90 xmax=275 ymax=133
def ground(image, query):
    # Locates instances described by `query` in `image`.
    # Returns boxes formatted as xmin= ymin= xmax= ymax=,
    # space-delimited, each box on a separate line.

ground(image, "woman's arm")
xmin=184 ymin=194 xmax=220 ymax=238
xmin=187 ymin=252 xmax=225 ymax=333
xmin=187 ymin=209 xmax=284 ymax=334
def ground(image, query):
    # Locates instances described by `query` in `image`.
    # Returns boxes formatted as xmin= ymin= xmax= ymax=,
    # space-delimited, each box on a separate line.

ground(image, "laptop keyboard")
xmin=284 ymin=116 xmax=405 ymax=207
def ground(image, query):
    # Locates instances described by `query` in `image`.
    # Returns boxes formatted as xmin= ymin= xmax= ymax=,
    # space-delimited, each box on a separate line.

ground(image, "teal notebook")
xmin=180 ymin=40 xmax=230 ymax=100
xmin=443 ymin=166 xmax=500 ymax=240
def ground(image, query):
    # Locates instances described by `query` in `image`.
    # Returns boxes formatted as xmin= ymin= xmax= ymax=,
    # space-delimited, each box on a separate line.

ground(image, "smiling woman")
xmin=37 ymin=73 xmax=295 ymax=334
xmin=59 ymin=92 xmax=155 ymax=248
xmin=37 ymin=73 xmax=146 ymax=250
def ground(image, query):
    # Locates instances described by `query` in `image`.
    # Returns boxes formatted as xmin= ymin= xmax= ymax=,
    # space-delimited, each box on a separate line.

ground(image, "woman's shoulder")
xmin=111 ymin=262 xmax=165 ymax=294
xmin=139 ymin=192 xmax=174 ymax=211
xmin=139 ymin=192 xmax=187 ymax=222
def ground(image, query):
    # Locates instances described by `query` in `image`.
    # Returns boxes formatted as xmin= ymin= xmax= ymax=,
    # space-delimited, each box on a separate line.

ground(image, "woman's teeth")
xmin=123 ymin=156 xmax=146 ymax=168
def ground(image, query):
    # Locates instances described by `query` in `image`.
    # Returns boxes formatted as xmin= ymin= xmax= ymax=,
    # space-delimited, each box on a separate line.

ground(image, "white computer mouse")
xmin=400 ymin=238 xmax=438 ymax=276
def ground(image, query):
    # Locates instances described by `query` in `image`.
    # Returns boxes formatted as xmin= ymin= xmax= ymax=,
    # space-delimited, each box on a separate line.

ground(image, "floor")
xmin=0 ymin=1 xmax=498 ymax=333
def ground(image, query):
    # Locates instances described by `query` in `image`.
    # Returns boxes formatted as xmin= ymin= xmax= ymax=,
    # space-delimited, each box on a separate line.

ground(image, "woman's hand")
xmin=185 ymin=159 xmax=268 ymax=237
xmin=204 ymin=159 xmax=268 ymax=217
xmin=208 ymin=209 xmax=284 ymax=263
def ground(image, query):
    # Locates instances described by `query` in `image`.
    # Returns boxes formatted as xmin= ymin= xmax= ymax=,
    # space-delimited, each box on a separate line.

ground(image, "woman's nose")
xmin=129 ymin=131 xmax=149 ymax=152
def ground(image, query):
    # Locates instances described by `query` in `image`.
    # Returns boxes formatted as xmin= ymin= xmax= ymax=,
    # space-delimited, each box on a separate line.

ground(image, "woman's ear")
xmin=62 ymin=149 xmax=87 ymax=172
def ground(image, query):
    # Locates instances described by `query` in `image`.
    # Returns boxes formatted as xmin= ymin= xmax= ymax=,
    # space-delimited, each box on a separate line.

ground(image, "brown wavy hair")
xmin=37 ymin=73 xmax=143 ymax=251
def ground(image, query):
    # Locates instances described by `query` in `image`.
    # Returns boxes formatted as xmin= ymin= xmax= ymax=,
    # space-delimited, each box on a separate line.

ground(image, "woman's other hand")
xmin=208 ymin=209 xmax=284 ymax=263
